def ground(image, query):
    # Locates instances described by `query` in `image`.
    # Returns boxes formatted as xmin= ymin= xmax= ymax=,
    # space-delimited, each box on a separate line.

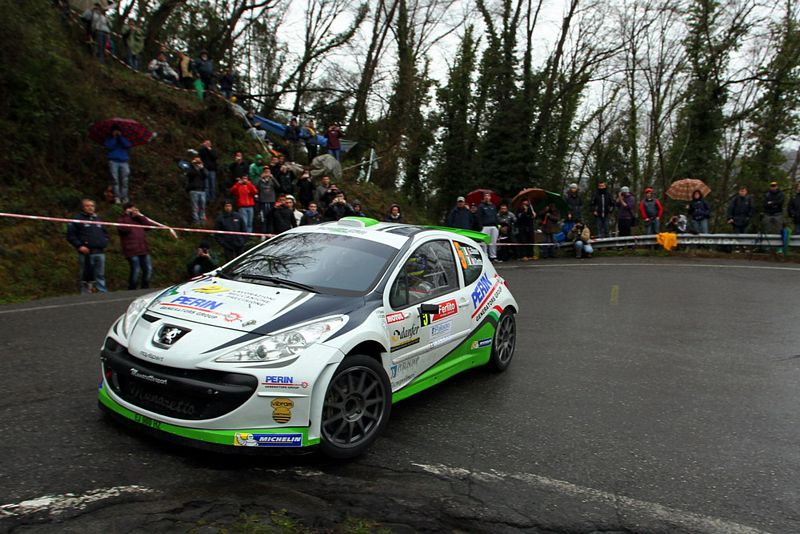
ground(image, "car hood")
xmin=147 ymin=277 xmax=312 ymax=332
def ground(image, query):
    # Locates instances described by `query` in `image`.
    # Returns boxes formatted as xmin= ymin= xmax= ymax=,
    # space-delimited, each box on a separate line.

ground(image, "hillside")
xmin=0 ymin=1 xmax=418 ymax=303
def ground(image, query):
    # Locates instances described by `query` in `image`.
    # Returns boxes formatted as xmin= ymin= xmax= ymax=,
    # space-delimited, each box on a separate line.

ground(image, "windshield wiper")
xmin=238 ymin=274 xmax=318 ymax=293
xmin=213 ymin=270 xmax=233 ymax=279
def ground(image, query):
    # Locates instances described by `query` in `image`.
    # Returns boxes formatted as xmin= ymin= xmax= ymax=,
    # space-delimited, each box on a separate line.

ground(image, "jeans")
xmin=542 ymin=233 xmax=557 ymax=258
xmin=239 ymin=207 xmax=254 ymax=233
xmin=127 ymin=254 xmax=152 ymax=289
xmin=256 ymin=202 xmax=274 ymax=233
xmin=574 ymin=241 xmax=593 ymax=258
xmin=328 ymin=148 xmax=341 ymax=161
xmin=205 ymin=170 xmax=217 ymax=202
xmin=190 ymin=190 xmax=206 ymax=224
xmin=595 ymin=216 xmax=610 ymax=238
xmin=481 ymin=226 xmax=499 ymax=259
xmin=644 ymin=219 xmax=660 ymax=235
xmin=127 ymin=54 xmax=140 ymax=70
xmin=691 ymin=218 xmax=709 ymax=234
xmin=109 ymin=160 xmax=130 ymax=201
xmin=94 ymin=31 xmax=109 ymax=63
xmin=78 ymin=253 xmax=106 ymax=293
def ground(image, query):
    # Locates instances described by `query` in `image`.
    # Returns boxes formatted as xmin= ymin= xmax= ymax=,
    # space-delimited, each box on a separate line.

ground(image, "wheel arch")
xmin=346 ymin=340 xmax=387 ymax=365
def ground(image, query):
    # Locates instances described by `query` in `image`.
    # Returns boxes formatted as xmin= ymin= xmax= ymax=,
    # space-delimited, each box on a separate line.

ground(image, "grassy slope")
xmin=0 ymin=1 xmax=420 ymax=303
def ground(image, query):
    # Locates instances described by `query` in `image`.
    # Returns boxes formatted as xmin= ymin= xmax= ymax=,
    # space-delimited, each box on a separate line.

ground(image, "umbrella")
xmin=89 ymin=118 xmax=154 ymax=147
xmin=666 ymin=178 xmax=711 ymax=201
xmin=532 ymin=191 xmax=570 ymax=218
xmin=465 ymin=189 xmax=500 ymax=207
xmin=511 ymin=188 xmax=547 ymax=210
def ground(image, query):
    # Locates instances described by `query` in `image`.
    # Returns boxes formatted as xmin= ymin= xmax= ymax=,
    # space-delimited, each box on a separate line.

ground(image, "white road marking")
xmin=0 ymin=296 xmax=136 ymax=315
xmin=499 ymin=261 xmax=800 ymax=272
xmin=0 ymin=485 xmax=155 ymax=519
xmin=412 ymin=463 xmax=769 ymax=534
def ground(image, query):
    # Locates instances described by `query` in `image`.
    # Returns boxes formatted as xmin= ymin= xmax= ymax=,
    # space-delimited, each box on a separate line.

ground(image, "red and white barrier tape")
xmin=0 ymin=212 xmax=271 ymax=238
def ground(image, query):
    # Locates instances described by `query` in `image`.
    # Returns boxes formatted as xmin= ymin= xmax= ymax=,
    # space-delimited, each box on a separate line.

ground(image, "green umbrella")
xmin=532 ymin=191 xmax=569 ymax=218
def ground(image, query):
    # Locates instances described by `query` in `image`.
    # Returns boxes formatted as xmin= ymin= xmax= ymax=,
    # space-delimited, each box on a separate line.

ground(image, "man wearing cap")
xmin=763 ymin=181 xmax=784 ymax=234
xmin=639 ymin=188 xmax=663 ymax=235
xmin=590 ymin=181 xmax=614 ymax=238
xmin=727 ymin=186 xmax=753 ymax=234
xmin=446 ymin=196 xmax=472 ymax=230
xmin=563 ymin=183 xmax=583 ymax=222
xmin=616 ymin=186 xmax=636 ymax=237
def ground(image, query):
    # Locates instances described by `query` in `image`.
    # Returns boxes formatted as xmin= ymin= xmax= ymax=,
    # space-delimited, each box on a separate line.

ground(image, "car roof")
xmin=282 ymin=217 xmax=489 ymax=249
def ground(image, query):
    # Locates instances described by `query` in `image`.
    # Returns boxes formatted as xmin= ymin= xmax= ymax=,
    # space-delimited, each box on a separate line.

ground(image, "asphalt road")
xmin=1 ymin=257 xmax=799 ymax=533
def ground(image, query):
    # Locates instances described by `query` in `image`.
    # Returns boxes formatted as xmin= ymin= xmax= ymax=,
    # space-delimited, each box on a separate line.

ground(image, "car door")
xmin=384 ymin=239 xmax=467 ymax=390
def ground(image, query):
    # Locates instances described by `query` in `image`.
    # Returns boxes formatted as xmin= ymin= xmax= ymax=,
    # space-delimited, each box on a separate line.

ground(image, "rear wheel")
xmin=320 ymin=355 xmax=391 ymax=459
xmin=489 ymin=309 xmax=516 ymax=372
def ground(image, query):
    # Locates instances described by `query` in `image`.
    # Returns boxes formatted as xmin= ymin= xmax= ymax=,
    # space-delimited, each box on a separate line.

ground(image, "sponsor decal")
xmin=138 ymin=350 xmax=164 ymax=362
xmin=262 ymin=376 xmax=310 ymax=390
xmin=271 ymin=398 xmax=294 ymax=424
xmin=471 ymin=338 xmax=493 ymax=349
xmin=471 ymin=284 xmax=502 ymax=321
xmin=193 ymin=285 xmax=231 ymax=294
xmin=164 ymin=296 xmax=224 ymax=310
xmin=225 ymin=290 xmax=275 ymax=307
xmin=130 ymin=368 xmax=167 ymax=385
xmin=390 ymin=337 xmax=420 ymax=352
xmin=471 ymin=274 xmax=502 ymax=320
xmin=159 ymin=297 xmax=243 ymax=323
xmin=431 ymin=320 xmax=452 ymax=338
xmin=420 ymin=300 xmax=456 ymax=327
xmin=471 ymin=273 xmax=494 ymax=309
xmin=234 ymin=433 xmax=303 ymax=447
xmin=391 ymin=324 xmax=419 ymax=343
xmin=390 ymin=356 xmax=420 ymax=378
xmin=386 ymin=311 xmax=409 ymax=324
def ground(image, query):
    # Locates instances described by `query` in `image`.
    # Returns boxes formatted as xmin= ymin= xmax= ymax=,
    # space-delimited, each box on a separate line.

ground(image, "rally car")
xmin=99 ymin=217 xmax=519 ymax=458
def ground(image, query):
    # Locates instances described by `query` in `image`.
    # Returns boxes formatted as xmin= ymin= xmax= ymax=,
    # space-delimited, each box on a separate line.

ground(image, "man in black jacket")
xmin=726 ymin=186 xmax=753 ymax=233
xmin=227 ymin=151 xmax=250 ymax=190
xmin=214 ymin=200 xmax=247 ymax=262
xmin=198 ymin=139 xmax=218 ymax=202
xmin=66 ymin=198 xmax=109 ymax=294
xmin=763 ymin=181 xmax=785 ymax=234
xmin=446 ymin=196 xmax=472 ymax=230
xmin=185 ymin=156 xmax=208 ymax=225
xmin=590 ymin=181 xmax=613 ymax=238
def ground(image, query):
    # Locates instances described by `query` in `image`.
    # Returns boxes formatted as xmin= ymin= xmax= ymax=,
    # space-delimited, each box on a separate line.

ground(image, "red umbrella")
xmin=89 ymin=118 xmax=154 ymax=147
xmin=465 ymin=189 xmax=501 ymax=207
xmin=666 ymin=178 xmax=711 ymax=201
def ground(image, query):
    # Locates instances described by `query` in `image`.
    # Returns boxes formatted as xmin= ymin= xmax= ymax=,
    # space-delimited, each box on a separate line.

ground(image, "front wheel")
xmin=489 ymin=309 xmax=516 ymax=372
xmin=320 ymin=355 xmax=391 ymax=459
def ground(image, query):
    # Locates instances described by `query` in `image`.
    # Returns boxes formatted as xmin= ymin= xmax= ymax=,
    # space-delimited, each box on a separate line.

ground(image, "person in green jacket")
xmin=121 ymin=19 xmax=145 ymax=71
xmin=248 ymin=154 xmax=264 ymax=182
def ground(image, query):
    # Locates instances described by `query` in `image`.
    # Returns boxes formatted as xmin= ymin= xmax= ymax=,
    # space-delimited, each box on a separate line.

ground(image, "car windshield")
xmin=221 ymin=232 xmax=397 ymax=295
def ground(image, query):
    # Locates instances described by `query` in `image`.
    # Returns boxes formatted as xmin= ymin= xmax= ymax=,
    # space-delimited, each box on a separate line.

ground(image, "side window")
xmin=390 ymin=240 xmax=459 ymax=308
xmin=454 ymin=242 xmax=484 ymax=286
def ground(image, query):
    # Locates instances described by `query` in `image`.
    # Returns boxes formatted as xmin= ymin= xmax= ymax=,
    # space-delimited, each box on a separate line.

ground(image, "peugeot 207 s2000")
xmin=99 ymin=217 xmax=519 ymax=458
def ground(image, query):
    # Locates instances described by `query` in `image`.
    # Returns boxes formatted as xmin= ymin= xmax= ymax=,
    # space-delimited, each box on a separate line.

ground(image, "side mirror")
xmin=419 ymin=303 xmax=439 ymax=316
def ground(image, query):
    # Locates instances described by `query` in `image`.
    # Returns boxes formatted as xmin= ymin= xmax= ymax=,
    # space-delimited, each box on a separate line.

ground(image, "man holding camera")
xmin=228 ymin=174 xmax=258 ymax=233
xmin=117 ymin=202 xmax=154 ymax=289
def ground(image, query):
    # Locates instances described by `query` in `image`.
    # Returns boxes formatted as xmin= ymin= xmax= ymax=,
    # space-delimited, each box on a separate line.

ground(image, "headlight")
xmin=216 ymin=316 xmax=348 ymax=363
xmin=121 ymin=297 xmax=149 ymax=339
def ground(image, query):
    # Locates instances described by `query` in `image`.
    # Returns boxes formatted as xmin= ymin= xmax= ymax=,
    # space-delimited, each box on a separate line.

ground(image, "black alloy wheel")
xmin=489 ymin=309 xmax=516 ymax=372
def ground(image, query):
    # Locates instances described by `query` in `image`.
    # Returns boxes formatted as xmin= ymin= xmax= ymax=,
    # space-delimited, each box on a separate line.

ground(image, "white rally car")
xmin=99 ymin=217 xmax=518 ymax=458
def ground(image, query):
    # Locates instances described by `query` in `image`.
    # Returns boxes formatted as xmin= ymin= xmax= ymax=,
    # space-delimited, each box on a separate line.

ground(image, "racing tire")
xmin=488 ymin=309 xmax=516 ymax=372
xmin=320 ymin=354 xmax=392 ymax=459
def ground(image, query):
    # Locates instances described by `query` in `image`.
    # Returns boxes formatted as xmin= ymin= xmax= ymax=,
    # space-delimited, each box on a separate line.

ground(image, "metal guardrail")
xmin=580 ymin=233 xmax=799 ymax=250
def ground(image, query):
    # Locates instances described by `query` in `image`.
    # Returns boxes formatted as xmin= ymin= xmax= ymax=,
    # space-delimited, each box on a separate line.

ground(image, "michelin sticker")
xmin=471 ymin=338 xmax=493 ymax=349
xmin=234 ymin=433 xmax=303 ymax=447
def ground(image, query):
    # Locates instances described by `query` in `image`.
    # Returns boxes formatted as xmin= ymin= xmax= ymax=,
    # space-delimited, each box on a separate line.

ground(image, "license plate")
xmin=133 ymin=413 xmax=162 ymax=430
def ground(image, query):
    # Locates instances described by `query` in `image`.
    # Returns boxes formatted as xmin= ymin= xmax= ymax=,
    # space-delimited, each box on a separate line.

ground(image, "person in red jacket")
xmin=118 ymin=202 xmax=155 ymax=289
xmin=325 ymin=123 xmax=344 ymax=161
xmin=639 ymin=187 xmax=664 ymax=235
xmin=228 ymin=176 xmax=258 ymax=232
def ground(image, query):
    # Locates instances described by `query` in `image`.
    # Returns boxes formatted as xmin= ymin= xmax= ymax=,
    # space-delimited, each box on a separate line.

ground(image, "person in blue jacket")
xmin=104 ymin=124 xmax=132 ymax=204
xmin=446 ymin=196 xmax=472 ymax=230
xmin=688 ymin=190 xmax=712 ymax=234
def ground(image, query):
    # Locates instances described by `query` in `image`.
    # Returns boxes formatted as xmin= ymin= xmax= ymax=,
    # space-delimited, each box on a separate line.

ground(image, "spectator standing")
xmin=591 ymin=181 xmax=614 ymax=238
xmin=616 ymin=186 xmax=636 ymax=237
xmin=228 ymin=151 xmax=250 ymax=188
xmin=187 ymin=241 xmax=218 ymax=277
xmin=727 ymin=186 xmax=753 ymax=233
xmin=245 ymin=111 xmax=267 ymax=140
xmin=81 ymin=2 xmax=111 ymax=64
xmin=325 ymin=192 xmax=356 ymax=221
xmin=276 ymin=162 xmax=295 ymax=197
xmin=351 ymin=200 xmax=367 ymax=217
xmin=515 ymin=200 xmax=536 ymax=260
xmin=255 ymin=168 xmax=279 ymax=234
xmin=639 ymin=188 xmax=664 ymax=235
xmin=185 ymin=156 xmax=208 ymax=225
xmin=303 ymin=120 xmax=318 ymax=162
xmin=228 ymin=175 xmax=258 ymax=232
xmin=296 ymin=169 xmax=315 ymax=208
xmin=148 ymin=52 xmax=178 ymax=84
xmin=497 ymin=203 xmax=517 ymax=260
xmin=325 ymin=123 xmax=344 ymax=160
xmin=477 ymin=193 xmax=499 ymax=260
xmin=104 ymin=124 xmax=132 ymax=204
xmin=177 ymin=51 xmax=194 ymax=90
xmin=567 ymin=221 xmax=593 ymax=258
xmin=121 ymin=19 xmax=144 ymax=70
xmin=192 ymin=50 xmax=214 ymax=99
xmin=315 ymin=175 xmax=332 ymax=211
xmin=301 ymin=202 xmax=324 ymax=225
xmin=446 ymin=196 xmax=472 ymax=230
xmin=763 ymin=181 xmax=785 ymax=234
xmin=66 ymin=198 xmax=109 ymax=294
xmin=285 ymin=195 xmax=304 ymax=226
xmin=248 ymin=154 xmax=264 ymax=183
xmin=563 ymin=183 xmax=583 ymax=223
xmin=788 ymin=183 xmax=800 ymax=234
xmin=285 ymin=118 xmax=303 ymax=162
xmin=273 ymin=196 xmax=298 ymax=233
xmin=198 ymin=139 xmax=218 ymax=202
xmin=497 ymin=203 xmax=517 ymax=235
xmin=214 ymin=200 xmax=247 ymax=262
xmin=384 ymin=204 xmax=404 ymax=223
xmin=468 ymin=203 xmax=482 ymax=231
xmin=219 ymin=70 xmax=235 ymax=99
xmin=117 ymin=201 xmax=153 ymax=289
xmin=540 ymin=204 xmax=560 ymax=258
xmin=687 ymin=190 xmax=711 ymax=234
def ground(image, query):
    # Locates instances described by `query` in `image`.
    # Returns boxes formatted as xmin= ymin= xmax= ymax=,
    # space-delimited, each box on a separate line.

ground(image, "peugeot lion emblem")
xmin=154 ymin=325 xmax=190 ymax=347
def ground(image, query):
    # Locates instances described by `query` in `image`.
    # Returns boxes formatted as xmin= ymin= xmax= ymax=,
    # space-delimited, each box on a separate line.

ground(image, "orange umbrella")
xmin=666 ymin=179 xmax=711 ymax=201
xmin=511 ymin=188 xmax=547 ymax=210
